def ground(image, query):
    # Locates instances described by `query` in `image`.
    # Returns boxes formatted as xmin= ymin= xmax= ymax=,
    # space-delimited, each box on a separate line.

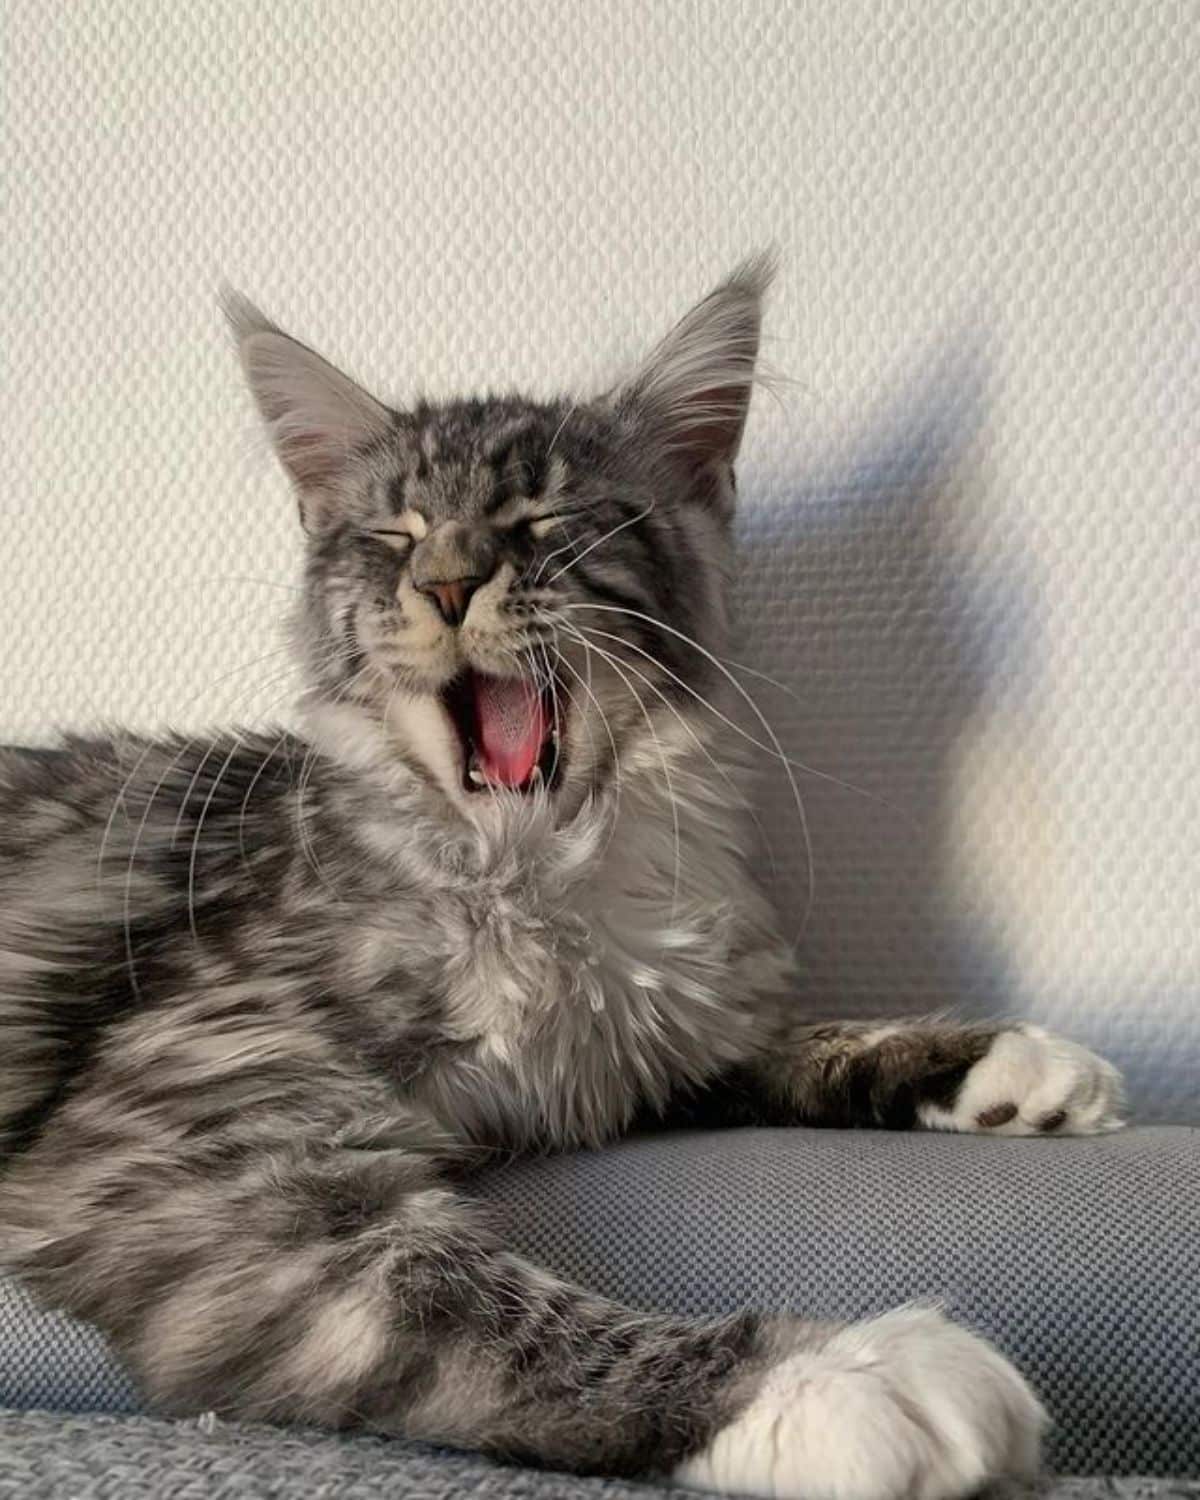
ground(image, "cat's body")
xmin=0 ymin=264 xmax=1123 ymax=1498
xmin=0 ymin=711 xmax=783 ymax=1166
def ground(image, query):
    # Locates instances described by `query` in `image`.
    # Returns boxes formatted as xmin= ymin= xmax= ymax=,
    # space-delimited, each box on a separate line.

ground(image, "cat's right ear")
xmin=222 ymin=290 xmax=393 ymax=533
xmin=604 ymin=253 xmax=776 ymax=520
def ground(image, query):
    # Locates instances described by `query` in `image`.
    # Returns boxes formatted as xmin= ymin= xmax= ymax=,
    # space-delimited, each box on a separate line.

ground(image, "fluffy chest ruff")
xmin=349 ymin=773 xmax=790 ymax=1149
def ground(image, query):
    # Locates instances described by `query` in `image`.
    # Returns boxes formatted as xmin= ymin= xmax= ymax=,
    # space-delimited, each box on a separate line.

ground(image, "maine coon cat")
xmin=0 ymin=261 xmax=1123 ymax=1500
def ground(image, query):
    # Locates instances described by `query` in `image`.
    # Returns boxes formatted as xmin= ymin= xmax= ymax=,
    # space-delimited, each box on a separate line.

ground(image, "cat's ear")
xmin=222 ymin=290 xmax=393 ymax=532
xmin=612 ymin=253 xmax=775 ymax=513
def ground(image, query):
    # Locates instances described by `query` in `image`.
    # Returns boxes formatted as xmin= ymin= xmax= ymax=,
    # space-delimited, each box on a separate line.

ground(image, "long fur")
xmin=0 ymin=264 xmax=1120 ymax=1495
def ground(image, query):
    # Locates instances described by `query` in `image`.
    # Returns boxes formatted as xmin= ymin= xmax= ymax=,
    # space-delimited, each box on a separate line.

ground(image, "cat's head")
xmin=226 ymin=260 xmax=772 ymax=822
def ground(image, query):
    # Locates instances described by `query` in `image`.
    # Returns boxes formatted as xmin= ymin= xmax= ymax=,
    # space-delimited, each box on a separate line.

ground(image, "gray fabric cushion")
xmin=0 ymin=1286 xmax=138 ymax=1417
xmin=2 ymin=1410 xmax=1200 ymax=1500
xmin=2 ymin=1128 xmax=1197 ymax=1476
xmin=473 ymin=1127 xmax=1200 ymax=1476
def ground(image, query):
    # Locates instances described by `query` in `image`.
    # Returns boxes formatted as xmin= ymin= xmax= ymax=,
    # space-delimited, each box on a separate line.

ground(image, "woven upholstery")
xmin=3 ymin=1409 xmax=1200 ymax=1500
xmin=473 ymin=1128 xmax=1200 ymax=1475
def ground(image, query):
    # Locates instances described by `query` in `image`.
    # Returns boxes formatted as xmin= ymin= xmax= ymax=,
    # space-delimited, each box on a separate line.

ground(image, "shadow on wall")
xmin=734 ymin=330 xmax=1040 ymax=1025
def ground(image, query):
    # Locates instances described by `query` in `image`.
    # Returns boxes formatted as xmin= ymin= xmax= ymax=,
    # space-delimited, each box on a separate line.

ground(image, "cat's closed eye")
xmin=367 ymin=528 xmax=415 ymax=549
xmin=525 ymin=514 xmax=566 ymax=540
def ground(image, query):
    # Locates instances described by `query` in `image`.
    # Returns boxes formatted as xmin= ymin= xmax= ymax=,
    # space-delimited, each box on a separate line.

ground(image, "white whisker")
xmin=560 ymin=604 xmax=814 ymax=943
xmin=559 ymin=628 xmax=682 ymax=919
xmin=562 ymin=604 xmax=893 ymax=812
xmin=292 ymin=660 xmax=380 ymax=898
xmin=556 ymin=620 xmax=777 ymax=883
xmin=119 ymin=653 xmax=304 ymax=994
xmin=194 ymin=573 xmax=304 ymax=596
xmin=549 ymin=645 xmax=624 ymax=860
xmin=542 ymin=502 xmax=655 ymax=587
xmin=544 ymin=400 xmax=578 ymax=461
xmin=96 ymin=642 xmax=296 ymax=904
xmin=182 ymin=660 xmax=312 ymax=946
xmin=236 ymin=724 xmax=293 ymax=888
xmin=532 ymin=509 xmax=588 ymax=585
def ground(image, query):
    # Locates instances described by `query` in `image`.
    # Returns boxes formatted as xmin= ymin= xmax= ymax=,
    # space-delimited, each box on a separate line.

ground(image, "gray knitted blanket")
xmin=1 ymin=1410 xmax=1198 ymax=1500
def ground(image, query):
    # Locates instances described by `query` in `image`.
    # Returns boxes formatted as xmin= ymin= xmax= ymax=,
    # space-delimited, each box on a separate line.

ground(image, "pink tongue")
xmin=474 ymin=674 xmax=547 ymax=787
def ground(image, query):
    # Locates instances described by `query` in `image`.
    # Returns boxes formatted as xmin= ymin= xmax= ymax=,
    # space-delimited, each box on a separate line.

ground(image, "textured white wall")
xmin=3 ymin=2 xmax=1197 ymax=1117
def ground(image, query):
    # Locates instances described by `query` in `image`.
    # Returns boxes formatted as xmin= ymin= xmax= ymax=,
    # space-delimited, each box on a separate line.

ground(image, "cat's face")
xmin=227 ymin=260 xmax=771 ymax=821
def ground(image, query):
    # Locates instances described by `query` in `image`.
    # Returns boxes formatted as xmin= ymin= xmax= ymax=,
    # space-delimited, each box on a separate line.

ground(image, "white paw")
xmin=920 ymin=1025 xmax=1125 ymax=1136
xmin=675 ymin=1306 xmax=1044 ymax=1500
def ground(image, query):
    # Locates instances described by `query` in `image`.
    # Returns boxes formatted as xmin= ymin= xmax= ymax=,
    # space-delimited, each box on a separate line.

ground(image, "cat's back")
xmin=0 ymin=728 xmax=303 ymax=1158
xmin=0 ymin=728 xmax=301 ymax=898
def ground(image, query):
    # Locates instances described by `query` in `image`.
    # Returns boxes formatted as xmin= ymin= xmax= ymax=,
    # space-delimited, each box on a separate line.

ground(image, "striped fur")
xmin=0 ymin=265 xmax=1120 ymax=1494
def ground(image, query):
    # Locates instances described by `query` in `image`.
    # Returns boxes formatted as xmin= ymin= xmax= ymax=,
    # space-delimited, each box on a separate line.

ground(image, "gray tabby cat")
xmin=0 ymin=260 xmax=1123 ymax=1499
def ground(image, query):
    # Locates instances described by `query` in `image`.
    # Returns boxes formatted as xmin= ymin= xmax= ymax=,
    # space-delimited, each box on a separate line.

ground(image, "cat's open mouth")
xmin=441 ymin=670 xmax=563 ymax=795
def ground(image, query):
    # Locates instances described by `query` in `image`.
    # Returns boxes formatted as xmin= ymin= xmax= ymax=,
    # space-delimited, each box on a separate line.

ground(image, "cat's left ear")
xmin=611 ymin=253 xmax=775 ymax=516
xmin=222 ymin=290 xmax=394 ymax=532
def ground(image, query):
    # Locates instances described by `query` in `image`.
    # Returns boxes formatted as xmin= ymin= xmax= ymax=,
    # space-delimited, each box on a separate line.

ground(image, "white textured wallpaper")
xmin=3 ymin=2 xmax=1197 ymax=1118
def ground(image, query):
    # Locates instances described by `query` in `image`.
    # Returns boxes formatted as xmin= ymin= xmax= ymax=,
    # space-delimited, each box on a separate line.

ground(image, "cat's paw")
xmin=675 ymin=1306 xmax=1044 ymax=1500
xmin=921 ymin=1024 xmax=1125 ymax=1136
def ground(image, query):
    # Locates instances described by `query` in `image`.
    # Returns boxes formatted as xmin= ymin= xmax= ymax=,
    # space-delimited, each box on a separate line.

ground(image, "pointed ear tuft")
xmin=221 ymin=288 xmax=393 ymax=524
xmin=615 ymin=252 xmax=776 ymax=504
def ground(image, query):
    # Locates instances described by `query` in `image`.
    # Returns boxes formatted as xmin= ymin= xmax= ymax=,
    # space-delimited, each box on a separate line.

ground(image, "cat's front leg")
xmin=910 ymin=1022 xmax=1126 ymax=1136
xmin=677 ymin=1304 xmax=1043 ymax=1500
xmin=771 ymin=1018 xmax=1126 ymax=1136
xmin=2 ymin=1126 xmax=1044 ymax=1498
xmin=665 ymin=1018 xmax=1125 ymax=1135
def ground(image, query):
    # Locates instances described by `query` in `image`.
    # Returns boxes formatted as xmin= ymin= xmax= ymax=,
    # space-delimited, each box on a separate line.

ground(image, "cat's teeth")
xmin=529 ymin=766 xmax=543 ymax=783
xmin=467 ymin=766 xmax=486 ymax=786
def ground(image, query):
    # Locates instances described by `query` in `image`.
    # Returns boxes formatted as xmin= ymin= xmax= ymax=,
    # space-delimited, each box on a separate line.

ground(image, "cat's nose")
xmin=416 ymin=575 xmax=485 ymax=627
xmin=411 ymin=523 xmax=498 ymax=627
